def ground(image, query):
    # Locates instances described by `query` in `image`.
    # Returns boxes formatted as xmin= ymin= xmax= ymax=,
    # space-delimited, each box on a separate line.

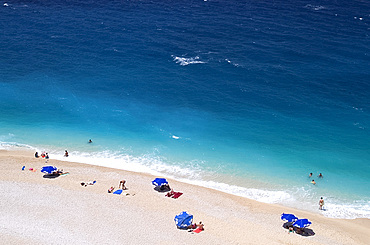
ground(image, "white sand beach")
xmin=1 ymin=149 xmax=369 ymax=245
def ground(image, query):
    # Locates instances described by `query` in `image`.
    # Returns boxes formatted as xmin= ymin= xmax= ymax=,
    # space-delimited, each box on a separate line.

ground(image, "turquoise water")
xmin=1 ymin=0 xmax=369 ymax=218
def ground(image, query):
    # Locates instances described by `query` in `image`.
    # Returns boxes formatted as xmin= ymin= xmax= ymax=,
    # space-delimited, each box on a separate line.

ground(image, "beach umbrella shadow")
xmin=43 ymin=173 xmax=60 ymax=179
xmin=282 ymin=222 xmax=294 ymax=229
xmin=299 ymin=228 xmax=315 ymax=237
xmin=154 ymin=185 xmax=170 ymax=192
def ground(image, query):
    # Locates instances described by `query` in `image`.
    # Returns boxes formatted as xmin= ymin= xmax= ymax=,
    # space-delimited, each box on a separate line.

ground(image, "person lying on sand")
xmin=108 ymin=186 xmax=115 ymax=193
xmin=187 ymin=223 xmax=197 ymax=230
xmin=81 ymin=180 xmax=96 ymax=187
xmin=55 ymin=169 xmax=69 ymax=175
xmin=165 ymin=189 xmax=175 ymax=197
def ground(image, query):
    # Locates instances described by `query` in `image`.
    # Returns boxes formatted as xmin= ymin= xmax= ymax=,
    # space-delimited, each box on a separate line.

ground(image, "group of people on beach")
xmin=32 ymin=141 xmax=206 ymax=233
xmin=187 ymin=221 xmax=204 ymax=232
xmin=35 ymin=152 xmax=49 ymax=159
xmin=35 ymin=150 xmax=68 ymax=159
xmin=308 ymin=172 xmax=325 ymax=210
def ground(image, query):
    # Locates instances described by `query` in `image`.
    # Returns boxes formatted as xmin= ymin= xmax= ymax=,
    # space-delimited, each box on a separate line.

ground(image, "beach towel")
xmin=165 ymin=192 xmax=174 ymax=197
xmin=193 ymin=228 xmax=203 ymax=233
xmin=113 ymin=189 xmax=123 ymax=195
xmin=172 ymin=192 xmax=183 ymax=199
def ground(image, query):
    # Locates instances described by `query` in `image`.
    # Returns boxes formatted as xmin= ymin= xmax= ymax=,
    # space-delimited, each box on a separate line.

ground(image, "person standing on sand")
xmin=319 ymin=197 xmax=324 ymax=210
xmin=119 ymin=180 xmax=127 ymax=190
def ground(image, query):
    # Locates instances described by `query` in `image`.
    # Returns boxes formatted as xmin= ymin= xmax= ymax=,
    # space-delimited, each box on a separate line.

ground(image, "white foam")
xmin=172 ymin=55 xmax=205 ymax=66
xmin=0 ymin=141 xmax=37 ymax=151
xmin=225 ymin=58 xmax=241 ymax=67
xmin=321 ymin=200 xmax=370 ymax=219
xmin=181 ymin=179 xmax=293 ymax=204
xmin=171 ymin=135 xmax=180 ymax=139
xmin=305 ymin=4 xmax=325 ymax=11
xmin=51 ymin=151 xmax=158 ymax=175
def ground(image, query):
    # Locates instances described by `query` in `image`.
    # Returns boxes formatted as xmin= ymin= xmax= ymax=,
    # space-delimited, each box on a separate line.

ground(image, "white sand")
xmin=0 ymin=149 xmax=369 ymax=244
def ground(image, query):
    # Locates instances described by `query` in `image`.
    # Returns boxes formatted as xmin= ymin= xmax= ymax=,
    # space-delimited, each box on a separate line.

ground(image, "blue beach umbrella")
xmin=293 ymin=219 xmax=312 ymax=228
xmin=41 ymin=166 xmax=57 ymax=174
xmin=281 ymin=213 xmax=298 ymax=222
xmin=152 ymin=178 xmax=168 ymax=186
xmin=174 ymin=211 xmax=193 ymax=229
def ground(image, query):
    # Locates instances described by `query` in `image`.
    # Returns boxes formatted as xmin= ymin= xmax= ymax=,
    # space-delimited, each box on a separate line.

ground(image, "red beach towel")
xmin=193 ymin=228 xmax=203 ymax=233
xmin=172 ymin=192 xmax=183 ymax=199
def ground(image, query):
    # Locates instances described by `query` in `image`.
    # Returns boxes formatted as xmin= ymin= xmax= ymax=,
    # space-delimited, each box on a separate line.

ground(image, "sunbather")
xmin=108 ymin=186 xmax=115 ymax=193
xmin=81 ymin=180 xmax=96 ymax=187
xmin=55 ymin=169 xmax=68 ymax=175
xmin=197 ymin=221 xmax=204 ymax=231
xmin=187 ymin=223 xmax=197 ymax=230
xmin=165 ymin=189 xmax=175 ymax=197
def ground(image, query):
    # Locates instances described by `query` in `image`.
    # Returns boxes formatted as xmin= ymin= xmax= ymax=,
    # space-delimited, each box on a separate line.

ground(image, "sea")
xmin=1 ymin=0 xmax=369 ymax=219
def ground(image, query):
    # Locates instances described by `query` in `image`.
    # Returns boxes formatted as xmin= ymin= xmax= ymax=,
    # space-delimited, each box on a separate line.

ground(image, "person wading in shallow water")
xmin=64 ymin=150 xmax=69 ymax=157
xmin=319 ymin=197 xmax=325 ymax=210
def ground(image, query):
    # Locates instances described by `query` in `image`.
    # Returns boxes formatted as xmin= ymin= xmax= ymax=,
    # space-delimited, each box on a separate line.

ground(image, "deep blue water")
xmin=1 ymin=0 xmax=369 ymax=218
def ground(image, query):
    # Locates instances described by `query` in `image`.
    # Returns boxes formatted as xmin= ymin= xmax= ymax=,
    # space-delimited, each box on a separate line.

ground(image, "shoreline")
xmin=1 ymin=149 xmax=369 ymax=244
xmin=2 ymin=143 xmax=368 ymax=220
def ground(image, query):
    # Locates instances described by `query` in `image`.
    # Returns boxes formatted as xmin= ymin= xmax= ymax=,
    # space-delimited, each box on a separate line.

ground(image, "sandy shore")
xmin=0 ymin=149 xmax=369 ymax=245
